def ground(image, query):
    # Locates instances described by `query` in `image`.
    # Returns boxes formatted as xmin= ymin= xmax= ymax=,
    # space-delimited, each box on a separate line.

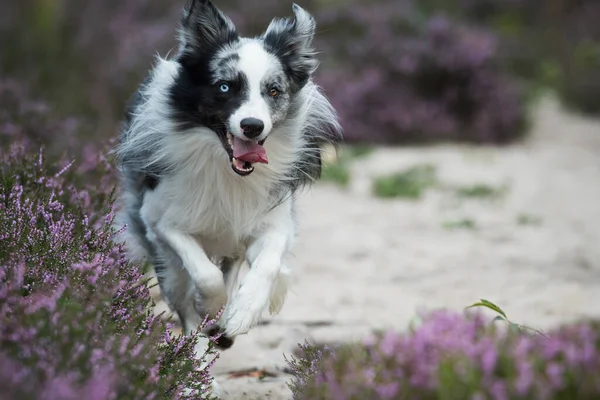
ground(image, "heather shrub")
xmin=2 ymin=0 xmax=531 ymax=147
xmin=315 ymin=2 xmax=528 ymax=145
xmin=416 ymin=0 xmax=547 ymax=81
xmin=0 ymin=89 xmax=218 ymax=398
xmin=417 ymin=0 xmax=600 ymax=115
xmin=0 ymin=79 xmax=86 ymax=160
xmin=554 ymin=1 xmax=600 ymax=115
xmin=0 ymin=0 xmax=180 ymax=128
xmin=287 ymin=310 xmax=600 ymax=399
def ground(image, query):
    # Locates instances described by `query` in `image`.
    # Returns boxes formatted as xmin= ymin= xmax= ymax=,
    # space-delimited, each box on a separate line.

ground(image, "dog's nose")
xmin=240 ymin=118 xmax=264 ymax=139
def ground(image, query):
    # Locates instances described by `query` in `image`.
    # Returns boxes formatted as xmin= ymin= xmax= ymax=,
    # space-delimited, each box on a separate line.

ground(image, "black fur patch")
xmin=170 ymin=0 xmax=246 ymax=136
xmin=180 ymin=0 xmax=238 ymax=52
xmin=261 ymin=6 xmax=318 ymax=92
xmin=142 ymin=174 xmax=160 ymax=190
xmin=169 ymin=52 xmax=249 ymax=135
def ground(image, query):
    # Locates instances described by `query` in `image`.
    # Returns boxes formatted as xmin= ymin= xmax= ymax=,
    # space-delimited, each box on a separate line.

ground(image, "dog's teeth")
xmin=231 ymin=157 xmax=254 ymax=174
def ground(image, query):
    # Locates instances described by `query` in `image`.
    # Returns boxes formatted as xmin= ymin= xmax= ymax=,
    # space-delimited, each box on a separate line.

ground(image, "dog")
xmin=112 ymin=0 xmax=342 ymax=395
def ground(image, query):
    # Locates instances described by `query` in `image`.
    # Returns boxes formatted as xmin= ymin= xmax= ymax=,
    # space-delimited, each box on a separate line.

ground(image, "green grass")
xmin=372 ymin=164 xmax=437 ymax=199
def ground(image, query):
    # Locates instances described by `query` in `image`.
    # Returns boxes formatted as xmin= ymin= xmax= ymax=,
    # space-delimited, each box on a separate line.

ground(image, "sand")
xmin=152 ymin=96 xmax=600 ymax=399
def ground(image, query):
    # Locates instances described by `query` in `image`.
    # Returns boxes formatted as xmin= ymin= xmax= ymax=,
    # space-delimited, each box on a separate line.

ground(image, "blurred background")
xmin=1 ymin=0 xmax=599 ymax=150
xmin=2 ymin=0 xmax=599 ymax=398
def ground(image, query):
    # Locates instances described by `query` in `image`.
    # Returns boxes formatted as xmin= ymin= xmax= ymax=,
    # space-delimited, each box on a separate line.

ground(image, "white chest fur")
xmin=140 ymin=136 xmax=288 ymax=258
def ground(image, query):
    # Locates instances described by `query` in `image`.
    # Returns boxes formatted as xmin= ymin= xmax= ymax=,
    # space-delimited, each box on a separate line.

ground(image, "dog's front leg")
xmin=223 ymin=199 xmax=295 ymax=336
xmin=155 ymin=223 xmax=227 ymax=321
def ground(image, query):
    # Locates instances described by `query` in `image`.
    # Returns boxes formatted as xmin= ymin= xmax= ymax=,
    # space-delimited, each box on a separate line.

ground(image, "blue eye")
xmin=219 ymin=83 xmax=230 ymax=93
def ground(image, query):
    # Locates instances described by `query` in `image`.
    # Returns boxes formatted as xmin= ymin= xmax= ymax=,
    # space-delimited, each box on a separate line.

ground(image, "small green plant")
xmin=321 ymin=160 xmax=351 ymax=187
xmin=344 ymin=145 xmax=373 ymax=159
xmin=442 ymin=218 xmax=477 ymax=230
xmin=517 ymin=213 xmax=543 ymax=226
xmin=320 ymin=145 xmax=373 ymax=188
xmin=466 ymin=298 xmax=547 ymax=338
xmin=454 ymin=183 xmax=506 ymax=199
xmin=372 ymin=164 xmax=437 ymax=199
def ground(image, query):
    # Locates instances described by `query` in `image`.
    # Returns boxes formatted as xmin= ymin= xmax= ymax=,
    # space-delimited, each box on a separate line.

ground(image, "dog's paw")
xmin=206 ymin=326 xmax=235 ymax=350
xmin=222 ymin=284 xmax=269 ymax=336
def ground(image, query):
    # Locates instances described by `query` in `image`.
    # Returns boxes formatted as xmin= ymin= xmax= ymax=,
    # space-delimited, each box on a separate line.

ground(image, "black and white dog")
xmin=113 ymin=0 xmax=341 ymax=394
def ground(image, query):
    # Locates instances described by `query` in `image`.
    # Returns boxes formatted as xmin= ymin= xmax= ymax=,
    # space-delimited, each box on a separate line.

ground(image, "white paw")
xmin=223 ymin=283 xmax=269 ymax=336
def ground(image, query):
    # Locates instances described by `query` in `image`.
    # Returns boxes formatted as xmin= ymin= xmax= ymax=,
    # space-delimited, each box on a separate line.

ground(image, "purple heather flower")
xmin=0 ymin=134 xmax=215 ymax=398
xmin=289 ymin=311 xmax=600 ymax=399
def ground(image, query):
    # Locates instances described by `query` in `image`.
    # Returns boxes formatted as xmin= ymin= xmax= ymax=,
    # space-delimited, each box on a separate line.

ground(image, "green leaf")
xmin=465 ymin=299 xmax=508 ymax=320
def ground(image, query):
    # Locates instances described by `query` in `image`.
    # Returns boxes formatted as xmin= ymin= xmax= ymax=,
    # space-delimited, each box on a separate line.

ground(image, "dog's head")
xmin=169 ymin=0 xmax=318 ymax=177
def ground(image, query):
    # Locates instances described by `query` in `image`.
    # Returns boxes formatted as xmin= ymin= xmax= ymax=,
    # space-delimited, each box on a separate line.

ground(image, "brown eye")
xmin=269 ymin=87 xmax=279 ymax=97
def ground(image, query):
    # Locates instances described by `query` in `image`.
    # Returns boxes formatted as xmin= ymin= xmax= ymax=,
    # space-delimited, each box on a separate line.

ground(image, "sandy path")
xmin=155 ymin=96 xmax=600 ymax=399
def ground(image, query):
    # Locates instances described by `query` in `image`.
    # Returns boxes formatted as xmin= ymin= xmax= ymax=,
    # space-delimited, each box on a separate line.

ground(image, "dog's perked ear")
xmin=262 ymin=4 xmax=318 ymax=90
xmin=178 ymin=0 xmax=238 ymax=53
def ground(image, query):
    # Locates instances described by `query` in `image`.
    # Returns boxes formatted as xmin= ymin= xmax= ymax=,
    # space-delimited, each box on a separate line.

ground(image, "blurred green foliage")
xmin=372 ymin=164 xmax=437 ymax=199
xmin=321 ymin=145 xmax=373 ymax=188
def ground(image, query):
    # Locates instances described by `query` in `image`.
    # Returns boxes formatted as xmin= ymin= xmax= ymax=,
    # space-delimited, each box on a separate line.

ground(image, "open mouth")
xmin=225 ymin=133 xmax=268 ymax=177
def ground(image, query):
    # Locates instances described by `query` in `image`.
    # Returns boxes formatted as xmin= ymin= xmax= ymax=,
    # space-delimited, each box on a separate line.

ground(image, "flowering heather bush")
xmin=0 ymin=143 xmax=221 ymax=399
xmin=1 ymin=0 xmax=180 ymax=128
xmin=287 ymin=311 xmax=600 ymax=399
xmin=0 ymin=79 xmax=84 ymax=160
xmin=417 ymin=0 xmax=600 ymax=115
xmin=0 ymin=84 xmax=218 ymax=398
xmin=314 ymin=2 xmax=528 ymax=145
xmin=2 ymin=0 xmax=531 ymax=147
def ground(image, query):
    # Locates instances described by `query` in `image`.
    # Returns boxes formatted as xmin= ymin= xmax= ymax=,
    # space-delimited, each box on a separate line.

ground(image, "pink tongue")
xmin=232 ymin=137 xmax=268 ymax=164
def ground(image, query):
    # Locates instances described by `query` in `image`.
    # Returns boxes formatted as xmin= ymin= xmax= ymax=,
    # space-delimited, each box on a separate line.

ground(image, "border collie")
xmin=113 ymin=0 xmax=341 ymax=395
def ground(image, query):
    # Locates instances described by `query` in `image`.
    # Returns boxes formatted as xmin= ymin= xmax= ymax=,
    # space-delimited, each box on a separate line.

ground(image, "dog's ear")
xmin=263 ymin=4 xmax=318 ymax=90
xmin=178 ymin=0 xmax=238 ymax=53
